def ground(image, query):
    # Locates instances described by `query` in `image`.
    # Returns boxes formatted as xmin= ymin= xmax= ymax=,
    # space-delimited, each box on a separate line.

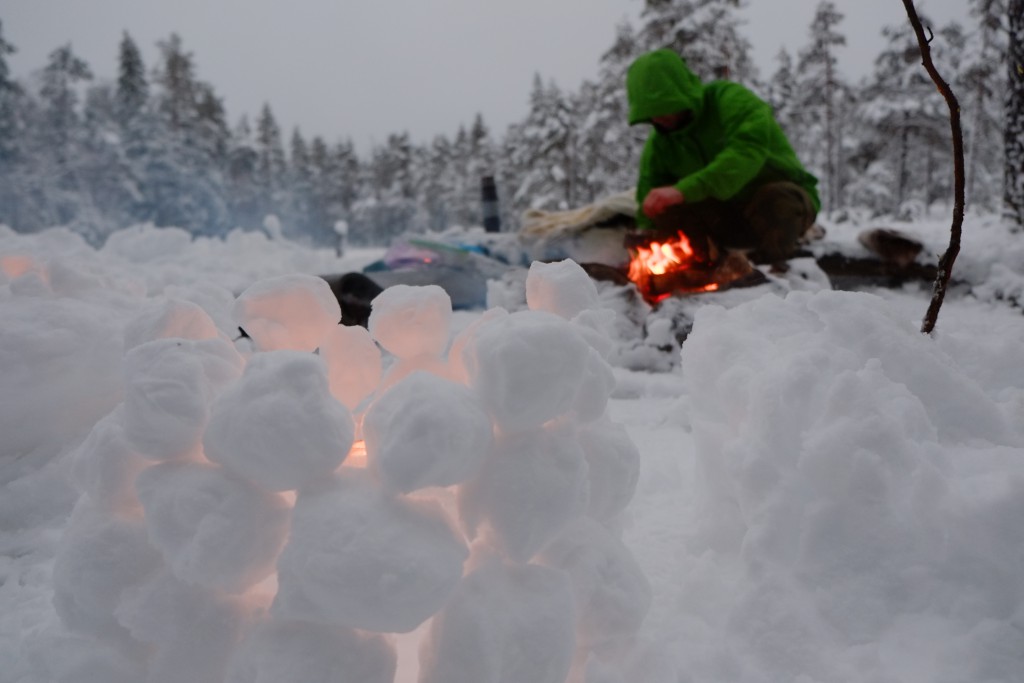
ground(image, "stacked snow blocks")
xmin=54 ymin=262 xmax=650 ymax=683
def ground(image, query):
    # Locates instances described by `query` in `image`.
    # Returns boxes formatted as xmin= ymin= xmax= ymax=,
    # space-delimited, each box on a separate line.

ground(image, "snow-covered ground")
xmin=1 ymin=214 xmax=1023 ymax=683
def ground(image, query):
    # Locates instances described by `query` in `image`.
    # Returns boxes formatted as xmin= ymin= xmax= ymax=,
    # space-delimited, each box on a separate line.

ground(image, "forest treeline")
xmin=0 ymin=0 xmax=1019 ymax=247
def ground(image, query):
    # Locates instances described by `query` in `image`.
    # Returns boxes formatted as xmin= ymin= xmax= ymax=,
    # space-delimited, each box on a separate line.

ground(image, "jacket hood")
xmin=626 ymin=50 xmax=704 ymax=126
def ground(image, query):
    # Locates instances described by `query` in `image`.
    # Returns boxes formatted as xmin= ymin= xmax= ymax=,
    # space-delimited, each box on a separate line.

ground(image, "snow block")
xmin=368 ymin=284 xmax=453 ymax=359
xmin=364 ymin=371 xmax=493 ymax=493
xmin=70 ymin=406 xmax=149 ymax=515
xmin=539 ymin=519 xmax=652 ymax=648
xmin=123 ymin=298 xmax=221 ymax=352
xmin=460 ymin=310 xmax=590 ymax=434
xmin=458 ymin=424 xmax=589 ymax=562
xmin=122 ymin=337 xmax=243 ymax=461
xmin=418 ymin=560 xmax=576 ymax=683
xmin=203 ymin=351 xmax=354 ymax=492
xmin=135 ymin=461 xmax=291 ymax=594
xmin=226 ymin=618 xmax=397 ymax=683
xmin=273 ymin=470 xmax=467 ymax=633
xmin=232 ymin=273 xmax=341 ymax=352
xmin=526 ymin=259 xmax=600 ymax=319
xmin=116 ymin=570 xmax=250 ymax=683
xmin=319 ymin=324 xmax=382 ymax=410
xmin=578 ymin=419 xmax=641 ymax=523
xmin=52 ymin=502 xmax=163 ymax=640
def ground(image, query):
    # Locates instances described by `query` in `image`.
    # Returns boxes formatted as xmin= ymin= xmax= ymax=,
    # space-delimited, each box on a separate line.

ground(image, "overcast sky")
xmin=2 ymin=0 xmax=969 ymax=152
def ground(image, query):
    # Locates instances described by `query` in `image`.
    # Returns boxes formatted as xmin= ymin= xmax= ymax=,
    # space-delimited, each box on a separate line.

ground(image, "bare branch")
xmin=901 ymin=0 xmax=966 ymax=335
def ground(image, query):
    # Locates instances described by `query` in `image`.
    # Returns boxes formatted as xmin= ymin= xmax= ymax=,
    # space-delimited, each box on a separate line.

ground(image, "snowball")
xmin=571 ymin=307 xmax=618 ymax=359
xmin=203 ymin=351 xmax=354 ymax=492
xmin=579 ymin=419 xmax=641 ymax=523
xmin=368 ymin=284 xmax=452 ymax=359
xmin=52 ymin=502 xmax=163 ymax=640
xmin=225 ymin=618 xmax=396 ymax=683
xmin=273 ymin=470 xmax=467 ymax=633
xmin=233 ymin=274 xmax=340 ymax=352
xmin=526 ymin=259 xmax=599 ymax=319
xmin=377 ymin=352 xmax=451 ymax=395
xmin=319 ymin=324 xmax=382 ymax=410
xmin=458 ymin=424 xmax=589 ymax=562
xmin=572 ymin=346 xmax=616 ymax=423
xmin=122 ymin=337 xmax=243 ymax=461
xmin=135 ymin=461 xmax=291 ymax=593
xmin=123 ymin=298 xmax=221 ymax=352
xmin=460 ymin=310 xmax=590 ymax=434
xmin=446 ymin=306 xmax=508 ymax=386
xmin=363 ymin=371 xmax=493 ymax=493
xmin=539 ymin=518 xmax=652 ymax=648
xmin=418 ymin=559 xmax=576 ymax=683
xmin=70 ymin=406 xmax=149 ymax=514
xmin=117 ymin=570 xmax=250 ymax=683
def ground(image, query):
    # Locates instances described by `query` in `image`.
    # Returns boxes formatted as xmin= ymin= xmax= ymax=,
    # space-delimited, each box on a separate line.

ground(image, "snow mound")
xmin=123 ymin=298 xmax=221 ymax=351
xmin=669 ymin=288 xmax=1024 ymax=681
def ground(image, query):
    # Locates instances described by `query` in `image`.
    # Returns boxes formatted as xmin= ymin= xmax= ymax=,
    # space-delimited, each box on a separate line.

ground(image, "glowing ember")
xmin=626 ymin=231 xmax=719 ymax=303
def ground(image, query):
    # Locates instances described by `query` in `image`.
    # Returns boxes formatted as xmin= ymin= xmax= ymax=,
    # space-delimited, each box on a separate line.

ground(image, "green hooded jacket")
xmin=627 ymin=50 xmax=820 ymax=229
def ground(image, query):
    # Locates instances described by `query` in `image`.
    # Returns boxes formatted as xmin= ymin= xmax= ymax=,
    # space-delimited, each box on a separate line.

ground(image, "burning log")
xmin=625 ymin=230 xmax=762 ymax=303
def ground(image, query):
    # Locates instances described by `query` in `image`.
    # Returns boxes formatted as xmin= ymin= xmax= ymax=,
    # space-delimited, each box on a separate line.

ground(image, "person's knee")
xmin=745 ymin=182 xmax=815 ymax=261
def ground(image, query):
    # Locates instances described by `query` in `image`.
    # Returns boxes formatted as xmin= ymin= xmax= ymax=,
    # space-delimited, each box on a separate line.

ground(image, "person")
xmin=626 ymin=49 xmax=820 ymax=267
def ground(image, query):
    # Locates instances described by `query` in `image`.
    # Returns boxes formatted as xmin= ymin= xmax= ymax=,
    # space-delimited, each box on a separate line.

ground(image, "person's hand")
xmin=642 ymin=186 xmax=684 ymax=218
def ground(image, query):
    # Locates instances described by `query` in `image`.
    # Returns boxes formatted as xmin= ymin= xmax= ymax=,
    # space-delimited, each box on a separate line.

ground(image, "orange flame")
xmin=626 ymin=231 xmax=719 ymax=303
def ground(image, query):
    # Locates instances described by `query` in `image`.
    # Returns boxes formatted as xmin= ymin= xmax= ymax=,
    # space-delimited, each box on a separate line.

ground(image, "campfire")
xmin=626 ymin=230 xmax=721 ymax=303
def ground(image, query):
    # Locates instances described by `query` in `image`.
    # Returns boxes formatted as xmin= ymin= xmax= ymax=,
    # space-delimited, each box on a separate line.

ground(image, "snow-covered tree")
xmin=255 ymin=103 xmax=287 ymax=220
xmin=796 ymin=1 xmax=849 ymax=214
xmin=116 ymin=32 xmax=148 ymax=128
xmin=637 ymin=0 xmax=757 ymax=83
xmin=961 ymin=0 xmax=1007 ymax=211
xmin=225 ymin=116 xmax=261 ymax=231
xmin=1005 ymin=0 xmax=1024 ymax=227
xmin=40 ymin=44 xmax=92 ymax=166
xmin=850 ymin=16 xmax=952 ymax=215
xmin=506 ymin=75 xmax=577 ymax=212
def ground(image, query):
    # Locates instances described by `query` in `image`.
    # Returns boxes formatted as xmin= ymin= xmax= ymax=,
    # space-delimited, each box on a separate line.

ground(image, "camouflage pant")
xmin=647 ymin=181 xmax=817 ymax=264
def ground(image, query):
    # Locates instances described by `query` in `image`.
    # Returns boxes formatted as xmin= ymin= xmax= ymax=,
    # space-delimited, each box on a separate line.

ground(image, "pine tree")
xmin=40 ymin=44 xmax=93 ymax=166
xmin=638 ymin=0 xmax=756 ymax=83
xmin=575 ymin=20 xmax=645 ymax=201
xmin=0 ymin=19 xmax=25 ymax=229
xmin=225 ymin=116 xmax=261 ymax=231
xmin=962 ymin=0 xmax=1007 ymax=211
xmin=0 ymin=20 xmax=21 ymax=162
xmin=796 ymin=1 xmax=848 ymax=214
xmin=1005 ymin=0 xmax=1024 ymax=227
xmin=255 ymin=103 xmax=287 ymax=222
xmin=851 ymin=16 xmax=951 ymax=215
xmin=116 ymin=32 xmax=148 ymax=127
xmin=507 ymin=75 xmax=577 ymax=212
